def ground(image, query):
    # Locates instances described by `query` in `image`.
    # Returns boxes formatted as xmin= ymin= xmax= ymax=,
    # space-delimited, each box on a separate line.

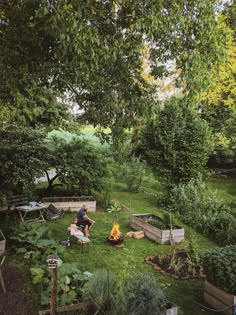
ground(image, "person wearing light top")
xmin=70 ymin=218 xmax=84 ymax=237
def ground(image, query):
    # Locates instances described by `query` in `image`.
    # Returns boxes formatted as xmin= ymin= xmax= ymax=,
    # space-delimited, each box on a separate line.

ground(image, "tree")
xmin=45 ymin=137 xmax=107 ymax=194
xmin=0 ymin=0 xmax=224 ymax=135
xmin=0 ymin=128 xmax=49 ymax=195
xmin=138 ymin=97 xmax=212 ymax=187
xmin=199 ymin=12 xmax=236 ymax=163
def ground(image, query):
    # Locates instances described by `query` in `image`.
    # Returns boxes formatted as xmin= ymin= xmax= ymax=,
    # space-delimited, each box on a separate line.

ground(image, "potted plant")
xmin=201 ymin=245 xmax=236 ymax=315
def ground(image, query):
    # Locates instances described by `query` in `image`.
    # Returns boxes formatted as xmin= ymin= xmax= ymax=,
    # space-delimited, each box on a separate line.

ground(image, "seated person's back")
xmin=76 ymin=205 xmax=95 ymax=237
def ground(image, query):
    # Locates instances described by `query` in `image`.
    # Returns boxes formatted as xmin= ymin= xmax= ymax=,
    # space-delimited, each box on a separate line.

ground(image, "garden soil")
xmin=0 ymin=263 xmax=38 ymax=315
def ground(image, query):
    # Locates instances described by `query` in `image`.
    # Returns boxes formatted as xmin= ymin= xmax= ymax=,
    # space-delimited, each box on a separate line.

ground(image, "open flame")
xmin=108 ymin=222 xmax=121 ymax=241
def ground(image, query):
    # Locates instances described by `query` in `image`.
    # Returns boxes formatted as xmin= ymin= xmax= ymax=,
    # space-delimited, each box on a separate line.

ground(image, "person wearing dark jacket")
xmin=76 ymin=205 xmax=95 ymax=237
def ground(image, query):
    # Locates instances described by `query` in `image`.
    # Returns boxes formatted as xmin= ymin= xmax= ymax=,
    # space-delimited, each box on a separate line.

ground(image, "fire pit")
xmin=107 ymin=223 xmax=124 ymax=245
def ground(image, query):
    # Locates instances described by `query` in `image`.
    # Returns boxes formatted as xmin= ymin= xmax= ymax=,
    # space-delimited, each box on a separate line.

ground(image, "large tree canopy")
xmin=199 ymin=6 xmax=236 ymax=161
xmin=0 ymin=0 xmax=224 ymax=132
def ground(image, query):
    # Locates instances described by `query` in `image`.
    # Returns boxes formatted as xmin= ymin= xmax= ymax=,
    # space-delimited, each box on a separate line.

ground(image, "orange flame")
xmin=108 ymin=222 xmax=121 ymax=240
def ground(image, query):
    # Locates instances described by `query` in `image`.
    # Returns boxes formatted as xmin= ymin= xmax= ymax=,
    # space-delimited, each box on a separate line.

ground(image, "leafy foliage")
xmin=11 ymin=88 xmax=72 ymax=129
xmin=45 ymin=136 xmax=108 ymax=194
xmin=107 ymin=202 xmax=121 ymax=214
xmin=11 ymin=223 xmax=92 ymax=306
xmin=11 ymin=223 xmax=64 ymax=264
xmin=117 ymin=272 xmax=167 ymax=315
xmin=82 ymin=269 xmax=117 ymax=314
xmin=0 ymin=128 xmax=49 ymax=195
xmin=201 ymin=245 xmax=236 ymax=294
xmin=152 ymin=249 xmax=202 ymax=279
xmin=200 ymin=16 xmax=236 ymax=162
xmin=0 ymin=0 xmax=224 ymax=134
xmin=138 ymin=97 xmax=212 ymax=187
xmin=170 ymin=176 xmax=236 ymax=245
xmin=122 ymin=158 xmax=146 ymax=193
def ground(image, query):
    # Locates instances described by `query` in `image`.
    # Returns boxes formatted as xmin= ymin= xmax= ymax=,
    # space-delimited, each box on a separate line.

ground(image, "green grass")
xmin=207 ymin=176 xmax=236 ymax=203
xmin=46 ymin=188 xmax=217 ymax=315
xmin=47 ymin=128 xmax=109 ymax=148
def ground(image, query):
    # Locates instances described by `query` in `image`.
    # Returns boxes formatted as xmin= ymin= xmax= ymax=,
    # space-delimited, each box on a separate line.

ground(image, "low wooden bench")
xmin=67 ymin=227 xmax=91 ymax=252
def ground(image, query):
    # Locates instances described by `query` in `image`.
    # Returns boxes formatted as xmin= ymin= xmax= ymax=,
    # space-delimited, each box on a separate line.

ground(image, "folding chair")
xmin=44 ymin=204 xmax=64 ymax=220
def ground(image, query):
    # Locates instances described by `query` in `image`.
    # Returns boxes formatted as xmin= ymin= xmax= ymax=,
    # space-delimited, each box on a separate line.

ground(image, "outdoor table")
xmin=16 ymin=203 xmax=48 ymax=223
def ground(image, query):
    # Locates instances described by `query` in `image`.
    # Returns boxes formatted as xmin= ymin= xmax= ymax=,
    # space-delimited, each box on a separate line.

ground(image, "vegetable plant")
xmin=201 ymin=245 xmax=236 ymax=294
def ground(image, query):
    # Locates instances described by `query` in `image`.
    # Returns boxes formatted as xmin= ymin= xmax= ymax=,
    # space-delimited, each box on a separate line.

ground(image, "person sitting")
xmin=76 ymin=205 xmax=95 ymax=237
xmin=70 ymin=218 xmax=84 ymax=237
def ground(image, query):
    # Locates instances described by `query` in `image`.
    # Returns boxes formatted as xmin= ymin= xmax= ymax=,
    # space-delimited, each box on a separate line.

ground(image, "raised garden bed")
xmin=204 ymin=280 xmax=236 ymax=315
xmin=145 ymin=251 xmax=204 ymax=280
xmin=201 ymin=245 xmax=236 ymax=315
xmin=130 ymin=213 xmax=184 ymax=244
xmin=42 ymin=196 xmax=96 ymax=212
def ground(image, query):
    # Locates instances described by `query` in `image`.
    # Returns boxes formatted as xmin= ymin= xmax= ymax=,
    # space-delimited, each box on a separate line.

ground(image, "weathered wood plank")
xmin=204 ymin=280 xmax=235 ymax=315
xmin=38 ymin=301 xmax=90 ymax=315
xmin=130 ymin=213 xmax=184 ymax=244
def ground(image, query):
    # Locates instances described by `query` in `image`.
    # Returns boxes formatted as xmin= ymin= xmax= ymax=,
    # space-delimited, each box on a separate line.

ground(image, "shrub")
xmin=201 ymin=245 xmax=236 ymax=295
xmin=169 ymin=176 xmax=236 ymax=245
xmin=82 ymin=270 xmax=117 ymax=314
xmin=116 ymin=272 xmax=167 ymax=315
xmin=138 ymin=97 xmax=212 ymax=188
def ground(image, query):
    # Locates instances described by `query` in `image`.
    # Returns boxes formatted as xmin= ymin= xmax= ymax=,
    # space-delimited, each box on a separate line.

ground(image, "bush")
xmin=115 ymin=273 xmax=167 ymax=315
xmin=138 ymin=97 xmax=212 ymax=187
xmin=169 ymin=176 xmax=236 ymax=245
xmin=82 ymin=270 xmax=117 ymax=314
xmin=201 ymin=245 xmax=236 ymax=295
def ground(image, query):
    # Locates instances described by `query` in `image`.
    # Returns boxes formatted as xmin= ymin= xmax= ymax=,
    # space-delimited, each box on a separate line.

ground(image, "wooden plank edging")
xmin=38 ymin=301 xmax=90 ymax=314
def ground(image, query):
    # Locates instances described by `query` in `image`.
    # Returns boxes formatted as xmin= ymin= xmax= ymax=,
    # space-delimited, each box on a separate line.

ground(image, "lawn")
xmin=47 ymin=127 xmax=109 ymax=148
xmin=208 ymin=176 xmax=236 ymax=203
xmin=47 ymin=188 xmax=217 ymax=315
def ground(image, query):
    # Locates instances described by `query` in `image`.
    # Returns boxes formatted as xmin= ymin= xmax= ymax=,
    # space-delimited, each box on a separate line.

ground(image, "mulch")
xmin=0 ymin=262 xmax=38 ymax=315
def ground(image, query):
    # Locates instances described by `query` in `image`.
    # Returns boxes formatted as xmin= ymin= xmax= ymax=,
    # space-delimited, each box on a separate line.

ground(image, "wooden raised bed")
xmin=130 ymin=213 xmax=184 ymax=244
xmin=42 ymin=196 xmax=96 ymax=212
xmin=204 ymin=280 xmax=236 ymax=315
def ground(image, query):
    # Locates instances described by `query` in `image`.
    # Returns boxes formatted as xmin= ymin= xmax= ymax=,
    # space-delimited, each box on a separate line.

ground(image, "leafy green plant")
xmin=169 ymin=176 xmax=236 ymax=245
xmin=188 ymin=231 xmax=198 ymax=256
xmin=11 ymin=224 xmax=93 ymax=306
xmin=115 ymin=272 xmax=167 ymax=315
xmin=31 ymin=263 xmax=92 ymax=306
xmin=201 ymin=245 xmax=236 ymax=294
xmin=107 ymin=201 xmax=121 ymax=214
xmin=148 ymin=214 xmax=178 ymax=230
xmin=82 ymin=269 xmax=117 ymax=314
xmin=138 ymin=97 xmax=212 ymax=188
xmin=11 ymin=223 xmax=64 ymax=265
xmin=152 ymin=249 xmax=202 ymax=279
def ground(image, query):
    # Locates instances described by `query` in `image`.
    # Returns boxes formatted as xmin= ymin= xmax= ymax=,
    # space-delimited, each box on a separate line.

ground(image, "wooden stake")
xmin=50 ymin=267 xmax=57 ymax=315
xmin=169 ymin=213 xmax=175 ymax=246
